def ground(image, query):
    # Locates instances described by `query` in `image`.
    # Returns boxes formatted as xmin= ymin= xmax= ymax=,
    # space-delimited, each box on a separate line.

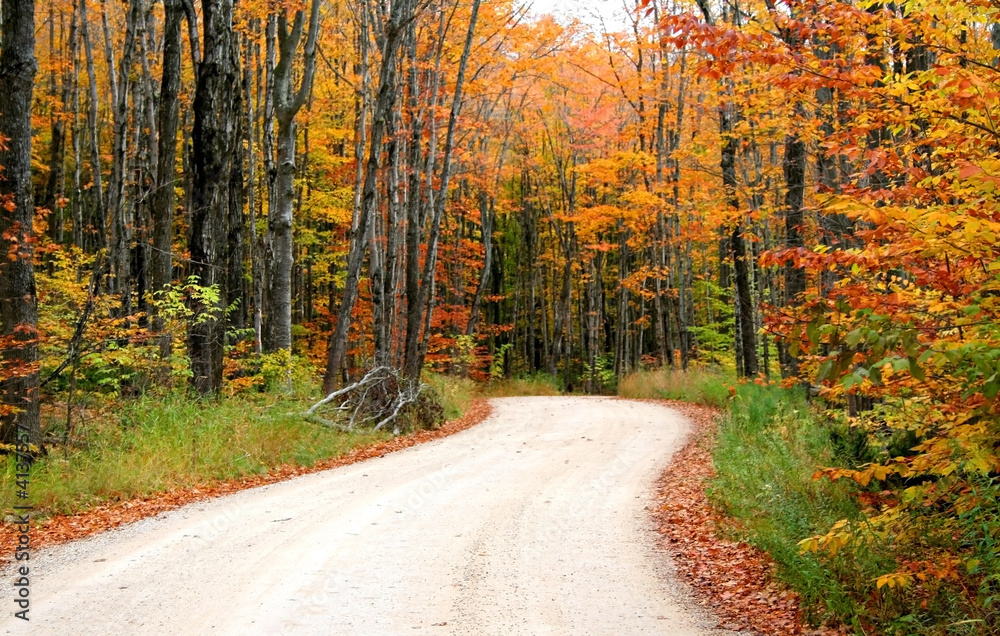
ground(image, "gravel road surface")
xmin=1 ymin=396 xmax=736 ymax=635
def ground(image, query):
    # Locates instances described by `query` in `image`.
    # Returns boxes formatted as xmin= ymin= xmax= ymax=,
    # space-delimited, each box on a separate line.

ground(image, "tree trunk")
xmin=723 ymin=117 xmax=757 ymax=378
xmin=267 ymin=114 xmax=296 ymax=351
xmin=227 ymin=32 xmax=247 ymax=332
xmin=403 ymin=0 xmax=481 ymax=378
xmin=102 ymin=0 xmax=135 ymax=298
xmin=324 ymin=0 xmax=413 ymax=392
xmin=151 ymin=0 xmax=184 ymax=347
xmin=78 ymin=0 xmax=106 ymax=252
xmin=188 ymin=0 xmax=237 ymax=395
xmin=70 ymin=0 xmax=84 ymax=250
xmin=402 ymin=9 xmax=446 ymax=378
xmin=264 ymin=0 xmax=320 ymax=353
xmin=0 ymin=0 xmax=42 ymax=446
xmin=465 ymin=192 xmax=494 ymax=337
xmin=781 ymin=128 xmax=806 ymax=375
xmin=43 ymin=4 xmax=68 ymax=245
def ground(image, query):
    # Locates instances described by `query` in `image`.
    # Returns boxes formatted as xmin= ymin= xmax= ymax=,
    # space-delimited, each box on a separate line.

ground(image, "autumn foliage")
xmin=3 ymin=0 xmax=1000 ymax=631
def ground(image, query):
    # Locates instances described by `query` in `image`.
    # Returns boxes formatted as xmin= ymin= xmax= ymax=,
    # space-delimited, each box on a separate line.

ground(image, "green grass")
xmin=7 ymin=372 xmax=492 ymax=519
xmin=708 ymin=383 xmax=890 ymax=629
xmin=478 ymin=372 xmax=562 ymax=397
xmin=425 ymin=374 xmax=477 ymax=421
xmin=4 ymin=389 xmax=391 ymax=517
xmin=617 ymin=367 xmax=732 ymax=408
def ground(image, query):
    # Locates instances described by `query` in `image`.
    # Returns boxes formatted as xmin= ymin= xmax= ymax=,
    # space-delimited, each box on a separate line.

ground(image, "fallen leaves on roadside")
xmin=0 ymin=400 xmax=492 ymax=558
xmin=648 ymin=399 xmax=845 ymax=636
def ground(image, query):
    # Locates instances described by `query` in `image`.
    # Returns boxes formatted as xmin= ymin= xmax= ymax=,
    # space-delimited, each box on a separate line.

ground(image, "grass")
xmin=478 ymin=372 xmax=562 ymax=397
xmin=425 ymin=372 xmax=561 ymax=417
xmin=617 ymin=367 xmax=732 ymax=408
xmin=630 ymin=372 xmax=1000 ymax=634
xmin=708 ymin=382 xmax=892 ymax=630
xmin=425 ymin=374 xmax=477 ymax=421
xmin=6 ymin=388 xmax=393 ymax=517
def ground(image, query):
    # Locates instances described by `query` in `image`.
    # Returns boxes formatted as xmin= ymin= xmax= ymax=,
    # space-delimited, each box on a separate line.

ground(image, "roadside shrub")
xmin=710 ymin=383 xmax=1000 ymax=634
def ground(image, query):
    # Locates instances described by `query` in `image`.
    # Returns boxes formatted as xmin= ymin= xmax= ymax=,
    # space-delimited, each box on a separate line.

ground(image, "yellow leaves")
xmin=966 ymin=448 xmax=996 ymax=475
xmin=619 ymin=189 xmax=660 ymax=210
xmin=816 ymin=462 xmax=898 ymax=487
xmin=799 ymin=519 xmax=853 ymax=556
xmin=876 ymin=572 xmax=913 ymax=591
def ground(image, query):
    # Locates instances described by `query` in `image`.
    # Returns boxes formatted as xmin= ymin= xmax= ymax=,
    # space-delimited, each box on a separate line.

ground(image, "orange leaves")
xmin=957 ymin=162 xmax=984 ymax=180
xmin=816 ymin=463 xmax=898 ymax=488
xmin=654 ymin=401 xmax=824 ymax=635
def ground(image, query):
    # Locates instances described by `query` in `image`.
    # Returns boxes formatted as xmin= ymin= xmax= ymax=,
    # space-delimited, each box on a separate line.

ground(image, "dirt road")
xmin=1 ymin=397 xmax=736 ymax=635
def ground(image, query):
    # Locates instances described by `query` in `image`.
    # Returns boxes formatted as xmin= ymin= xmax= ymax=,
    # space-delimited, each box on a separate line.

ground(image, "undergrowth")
xmin=426 ymin=374 xmax=476 ymax=420
xmin=478 ymin=372 xmax=562 ymax=397
xmin=708 ymin=384 xmax=876 ymax=628
xmin=710 ymin=383 xmax=1000 ymax=635
xmin=617 ymin=367 xmax=731 ymax=408
xmin=6 ymin=373 xmax=484 ymax=518
xmin=3 ymin=388 xmax=388 ymax=516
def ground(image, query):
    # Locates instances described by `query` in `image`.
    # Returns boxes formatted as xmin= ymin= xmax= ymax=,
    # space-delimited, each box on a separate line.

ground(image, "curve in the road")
xmin=1 ymin=396 xmax=736 ymax=636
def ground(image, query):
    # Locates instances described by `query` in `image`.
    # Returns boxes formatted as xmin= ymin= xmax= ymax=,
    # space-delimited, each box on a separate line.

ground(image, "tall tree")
xmin=0 ymin=0 xmax=41 ymax=445
xmin=78 ymin=0 xmax=106 ymax=252
xmin=402 ymin=0 xmax=482 ymax=378
xmin=189 ymin=0 xmax=237 ymax=395
xmin=696 ymin=0 xmax=757 ymax=378
xmin=263 ymin=0 xmax=320 ymax=353
xmin=151 ymin=0 xmax=185 ymax=348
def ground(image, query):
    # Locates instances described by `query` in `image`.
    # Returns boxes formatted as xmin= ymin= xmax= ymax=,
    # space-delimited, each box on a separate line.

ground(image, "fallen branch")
xmin=304 ymin=366 xmax=435 ymax=434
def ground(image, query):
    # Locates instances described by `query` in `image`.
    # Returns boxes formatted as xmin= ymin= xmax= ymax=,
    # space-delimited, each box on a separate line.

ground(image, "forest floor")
xmin=1 ymin=397 xmax=740 ymax=635
xmin=651 ymin=399 xmax=846 ymax=636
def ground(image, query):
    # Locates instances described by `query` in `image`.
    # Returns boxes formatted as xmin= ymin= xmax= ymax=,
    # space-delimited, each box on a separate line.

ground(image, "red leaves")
xmin=650 ymin=400 xmax=843 ymax=636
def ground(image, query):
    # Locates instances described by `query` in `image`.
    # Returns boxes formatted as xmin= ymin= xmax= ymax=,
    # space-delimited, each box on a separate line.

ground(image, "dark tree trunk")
xmin=781 ymin=129 xmax=806 ymax=375
xmin=698 ymin=0 xmax=756 ymax=377
xmin=103 ymin=0 xmax=137 ymax=299
xmin=722 ymin=116 xmax=757 ymax=378
xmin=403 ymin=0 xmax=481 ymax=378
xmin=70 ymin=0 xmax=84 ymax=250
xmin=78 ymin=0 xmax=106 ymax=252
xmin=43 ymin=6 xmax=68 ymax=245
xmin=151 ymin=0 xmax=184 ymax=345
xmin=227 ymin=33 xmax=247 ymax=332
xmin=0 ymin=0 xmax=41 ymax=445
xmin=402 ymin=10 xmax=444 ymax=379
xmin=188 ymin=0 xmax=237 ymax=395
xmin=466 ymin=192 xmax=494 ymax=337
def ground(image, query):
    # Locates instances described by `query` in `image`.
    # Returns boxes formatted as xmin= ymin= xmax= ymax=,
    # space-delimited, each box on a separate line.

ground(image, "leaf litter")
xmin=648 ymin=399 xmax=846 ymax=636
